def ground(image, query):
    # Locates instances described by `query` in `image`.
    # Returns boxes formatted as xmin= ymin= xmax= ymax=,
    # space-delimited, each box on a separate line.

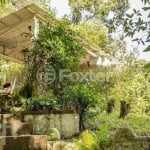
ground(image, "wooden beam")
xmin=0 ymin=20 xmax=7 ymax=26
xmin=7 ymin=42 xmax=31 ymax=56
xmin=0 ymin=40 xmax=11 ymax=47
xmin=0 ymin=53 xmax=24 ymax=64
xmin=76 ymin=36 xmax=111 ymax=59
xmin=0 ymin=16 xmax=34 ymax=35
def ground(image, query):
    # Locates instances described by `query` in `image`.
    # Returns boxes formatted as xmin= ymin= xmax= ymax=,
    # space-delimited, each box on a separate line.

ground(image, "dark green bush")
xmin=62 ymin=83 xmax=100 ymax=131
xmin=23 ymin=95 xmax=60 ymax=111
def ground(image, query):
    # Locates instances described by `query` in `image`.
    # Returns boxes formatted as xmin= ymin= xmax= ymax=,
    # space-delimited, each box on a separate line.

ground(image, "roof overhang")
xmin=0 ymin=4 xmax=52 ymax=64
xmin=0 ymin=4 xmax=117 ymax=65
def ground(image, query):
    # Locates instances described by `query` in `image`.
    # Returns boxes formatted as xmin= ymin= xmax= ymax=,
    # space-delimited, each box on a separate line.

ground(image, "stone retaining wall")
xmin=0 ymin=112 xmax=79 ymax=139
xmin=23 ymin=111 xmax=79 ymax=138
xmin=0 ymin=135 xmax=47 ymax=150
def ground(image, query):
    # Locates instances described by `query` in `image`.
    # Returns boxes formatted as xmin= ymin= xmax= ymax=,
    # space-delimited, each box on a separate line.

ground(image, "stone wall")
xmin=0 ymin=135 xmax=47 ymax=150
xmin=109 ymin=127 xmax=150 ymax=150
xmin=24 ymin=112 xmax=79 ymax=138
xmin=0 ymin=114 xmax=33 ymax=136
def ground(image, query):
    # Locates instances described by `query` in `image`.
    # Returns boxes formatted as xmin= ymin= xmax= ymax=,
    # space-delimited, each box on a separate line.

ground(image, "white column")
xmin=33 ymin=17 xmax=39 ymax=38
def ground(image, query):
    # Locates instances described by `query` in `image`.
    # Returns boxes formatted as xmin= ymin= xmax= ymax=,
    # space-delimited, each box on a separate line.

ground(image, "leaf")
xmin=144 ymin=63 xmax=150 ymax=69
xmin=142 ymin=7 xmax=150 ymax=11
xmin=143 ymin=45 xmax=150 ymax=52
xmin=145 ymin=39 xmax=150 ymax=42
xmin=129 ymin=20 xmax=133 ymax=25
xmin=141 ymin=0 xmax=150 ymax=4
xmin=141 ymin=40 xmax=145 ymax=45
xmin=126 ymin=14 xmax=134 ymax=18
xmin=0 ymin=0 xmax=11 ymax=5
xmin=132 ymin=38 xmax=139 ymax=42
xmin=133 ymin=9 xmax=136 ymax=13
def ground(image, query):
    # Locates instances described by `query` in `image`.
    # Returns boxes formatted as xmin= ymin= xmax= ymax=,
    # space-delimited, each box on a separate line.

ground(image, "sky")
xmin=51 ymin=0 xmax=70 ymax=18
xmin=50 ymin=0 xmax=150 ymax=61
xmin=126 ymin=0 xmax=150 ymax=61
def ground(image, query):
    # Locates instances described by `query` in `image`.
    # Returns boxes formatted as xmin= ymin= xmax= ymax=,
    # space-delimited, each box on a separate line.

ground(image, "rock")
xmin=63 ymin=143 xmax=77 ymax=150
xmin=47 ymin=143 xmax=53 ymax=150
xmin=113 ymin=127 xmax=137 ymax=142
xmin=53 ymin=141 xmax=67 ymax=150
xmin=109 ymin=127 xmax=150 ymax=150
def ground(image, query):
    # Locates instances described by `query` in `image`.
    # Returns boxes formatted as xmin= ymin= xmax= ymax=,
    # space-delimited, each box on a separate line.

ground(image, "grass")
xmin=86 ymin=112 xmax=150 ymax=136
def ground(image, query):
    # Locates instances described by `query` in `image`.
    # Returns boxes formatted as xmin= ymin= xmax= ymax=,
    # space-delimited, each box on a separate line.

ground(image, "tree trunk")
xmin=79 ymin=110 xmax=85 ymax=131
xmin=119 ymin=101 xmax=130 ymax=119
xmin=107 ymin=100 xmax=115 ymax=114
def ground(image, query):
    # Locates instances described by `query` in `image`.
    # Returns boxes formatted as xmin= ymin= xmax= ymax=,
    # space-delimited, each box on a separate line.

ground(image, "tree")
xmin=0 ymin=0 xmax=10 ymax=5
xmin=68 ymin=0 xmax=129 ymax=55
xmin=0 ymin=59 xmax=24 ymax=85
xmin=62 ymin=83 xmax=99 ymax=131
xmin=106 ymin=0 xmax=150 ymax=51
xmin=110 ymin=61 xmax=150 ymax=116
xmin=0 ymin=0 xmax=49 ymax=17
xmin=72 ymin=22 xmax=113 ymax=53
xmin=68 ymin=0 xmax=129 ymax=24
xmin=25 ymin=19 xmax=85 ymax=97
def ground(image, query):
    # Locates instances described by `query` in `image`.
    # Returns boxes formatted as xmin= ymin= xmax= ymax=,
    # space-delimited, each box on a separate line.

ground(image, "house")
xmin=77 ymin=37 xmax=118 ymax=68
xmin=0 ymin=4 xmax=118 ymax=67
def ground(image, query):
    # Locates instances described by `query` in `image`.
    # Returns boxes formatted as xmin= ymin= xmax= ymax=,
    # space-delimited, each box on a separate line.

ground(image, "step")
xmin=0 ymin=135 xmax=47 ymax=150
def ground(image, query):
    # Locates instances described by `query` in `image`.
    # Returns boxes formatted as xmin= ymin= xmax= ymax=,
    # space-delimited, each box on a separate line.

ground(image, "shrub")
xmin=23 ymin=95 xmax=59 ymax=111
xmin=46 ymin=128 xmax=60 ymax=140
xmin=88 ymin=112 xmax=150 ymax=136
xmin=62 ymin=83 xmax=99 ymax=131
xmin=96 ymin=125 xmax=110 ymax=149
xmin=75 ymin=130 xmax=100 ymax=150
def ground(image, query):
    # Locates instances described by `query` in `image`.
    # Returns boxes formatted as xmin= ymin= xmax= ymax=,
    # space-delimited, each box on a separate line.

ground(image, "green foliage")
xmin=0 ymin=60 xmax=23 ymax=83
xmin=62 ymin=82 xmax=99 ymax=130
xmin=88 ymin=112 xmax=150 ymax=136
xmin=72 ymin=22 xmax=112 ymax=53
xmin=0 ymin=0 xmax=52 ymax=18
xmin=0 ymin=0 xmax=10 ymax=5
xmin=11 ymin=91 xmax=23 ymax=107
xmin=106 ymin=0 xmax=150 ymax=47
xmin=0 ymin=1 xmax=37 ymax=17
xmin=0 ymin=4 xmax=14 ymax=17
xmin=23 ymin=95 xmax=59 ymax=111
xmin=25 ymin=19 xmax=85 ymax=97
xmin=144 ymin=62 xmax=150 ymax=72
xmin=144 ymin=45 xmax=150 ymax=52
xmin=69 ymin=0 xmax=129 ymax=23
xmin=96 ymin=125 xmax=110 ymax=149
xmin=110 ymin=64 xmax=150 ymax=114
xmin=47 ymin=128 xmax=60 ymax=140
xmin=36 ymin=19 xmax=85 ymax=70
xmin=76 ymin=112 xmax=150 ymax=150
xmin=75 ymin=130 xmax=100 ymax=150
xmin=63 ymin=83 xmax=99 ymax=112
xmin=141 ymin=0 xmax=150 ymax=4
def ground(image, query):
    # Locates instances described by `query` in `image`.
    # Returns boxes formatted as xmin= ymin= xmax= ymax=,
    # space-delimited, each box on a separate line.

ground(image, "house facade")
xmin=0 ymin=4 xmax=118 ymax=68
